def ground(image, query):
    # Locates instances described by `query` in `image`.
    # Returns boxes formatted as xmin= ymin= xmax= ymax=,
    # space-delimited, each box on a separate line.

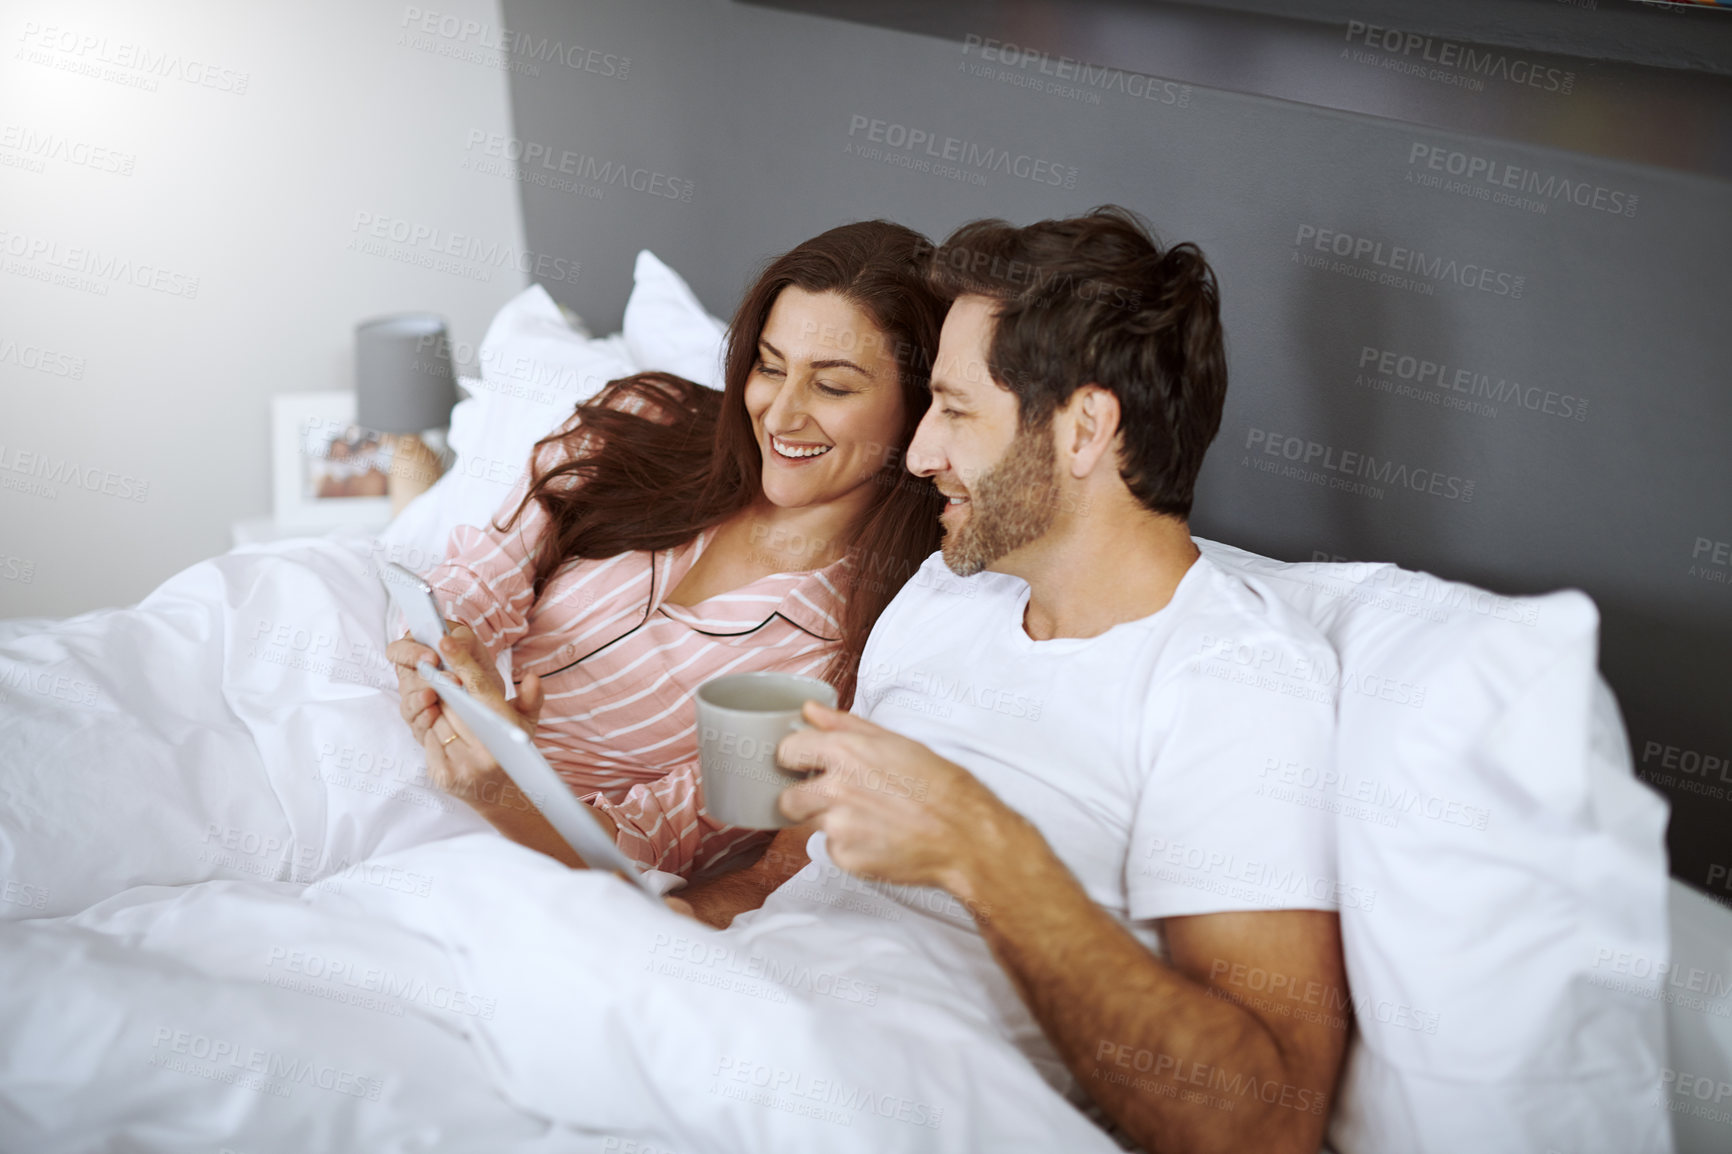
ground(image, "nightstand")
xmin=229 ymin=515 xmax=389 ymax=549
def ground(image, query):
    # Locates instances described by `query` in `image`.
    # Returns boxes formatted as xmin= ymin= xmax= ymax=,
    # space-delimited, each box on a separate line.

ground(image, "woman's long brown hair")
xmin=495 ymin=221 xmax=947 ymax=707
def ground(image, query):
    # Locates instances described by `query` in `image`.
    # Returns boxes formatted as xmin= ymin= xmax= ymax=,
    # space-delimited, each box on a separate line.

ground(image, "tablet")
xmin=416 ymin=661 xmax=660 ymax=899
xmin=381 ymin=562 xmax=448 ymax=650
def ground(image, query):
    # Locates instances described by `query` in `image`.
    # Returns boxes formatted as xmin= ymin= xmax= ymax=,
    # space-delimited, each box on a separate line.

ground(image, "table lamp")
xmin=355 ymin=313 xmax=459 ymax=515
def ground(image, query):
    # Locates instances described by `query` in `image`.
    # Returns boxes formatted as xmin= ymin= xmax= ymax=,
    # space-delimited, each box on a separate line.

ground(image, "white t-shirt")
xmin=756 ymin=547 xmax=1346 ymax=1089
xmin=854 ymin=549 xmax=1343 ymax=919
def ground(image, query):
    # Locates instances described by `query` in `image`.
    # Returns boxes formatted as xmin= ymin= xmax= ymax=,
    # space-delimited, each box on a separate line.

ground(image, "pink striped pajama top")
xmin=425 ymin=405 xmax=848 ymax=879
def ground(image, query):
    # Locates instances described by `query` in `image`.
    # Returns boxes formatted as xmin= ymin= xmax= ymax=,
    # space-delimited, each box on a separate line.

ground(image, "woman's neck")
xmin=727 ymin=489 xmax=873 ymax=572
xmin=665 ymin=493 xmax=865 ymax=609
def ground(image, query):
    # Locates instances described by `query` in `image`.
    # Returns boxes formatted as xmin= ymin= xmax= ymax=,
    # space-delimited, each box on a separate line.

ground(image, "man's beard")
xmin=941 ymin=417 xmax=1060 ymax=577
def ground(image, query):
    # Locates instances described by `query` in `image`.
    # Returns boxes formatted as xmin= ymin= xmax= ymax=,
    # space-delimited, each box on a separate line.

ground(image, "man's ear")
xmin=1063 ymin=384 xmax=1122 ymax=479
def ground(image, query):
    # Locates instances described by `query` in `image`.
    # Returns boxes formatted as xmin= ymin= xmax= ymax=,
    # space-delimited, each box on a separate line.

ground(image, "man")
xmin=762 ymin=208 xmax=1350 ymax=1153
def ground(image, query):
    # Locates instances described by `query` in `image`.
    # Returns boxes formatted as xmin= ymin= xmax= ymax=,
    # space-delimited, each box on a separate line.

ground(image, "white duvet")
xmin=0 ymin=534 xmax=1117 ymax=1153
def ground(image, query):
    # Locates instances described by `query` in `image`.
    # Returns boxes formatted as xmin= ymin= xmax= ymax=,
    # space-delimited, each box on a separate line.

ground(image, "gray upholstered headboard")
xmin=494 ymin=0 xmax=1732 ymax=894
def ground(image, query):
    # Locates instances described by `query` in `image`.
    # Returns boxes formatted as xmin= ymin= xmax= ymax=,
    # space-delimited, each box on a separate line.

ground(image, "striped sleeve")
xmin=424 ymin=413 xmax=585 ymax=663
xmin=424 ymin=383 xmax=670 ymax=663
xmin=589 ymin=760 xmax=771 ymax=877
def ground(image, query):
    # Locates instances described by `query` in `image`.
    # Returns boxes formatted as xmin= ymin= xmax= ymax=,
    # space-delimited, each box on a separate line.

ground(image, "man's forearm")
xmin=679 ymin=868 xmax=783 ymax=928
xmin=679 ymin=825 xmax=815 ymax=928
xmin=949 ymin=814 xmax=1316 ymax=1154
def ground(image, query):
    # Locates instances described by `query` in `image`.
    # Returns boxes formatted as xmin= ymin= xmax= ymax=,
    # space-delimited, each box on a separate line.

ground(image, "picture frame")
xmin=270 ymin=391 xmax=394 ymax=530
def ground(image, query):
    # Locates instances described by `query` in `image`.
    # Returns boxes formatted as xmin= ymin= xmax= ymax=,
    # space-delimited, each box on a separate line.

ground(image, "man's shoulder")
xmin=1168 ymin=555 xmax=1341 ymax=683
xmin=883 ymin=550 xmax=1020 ymax=620
xmin=854 ymin=553 xmax=1012 ymax=694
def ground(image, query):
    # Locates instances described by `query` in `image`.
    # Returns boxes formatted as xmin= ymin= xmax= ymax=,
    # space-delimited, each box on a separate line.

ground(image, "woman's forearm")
xmin=455 ymin=772 xmax=585 ymax=869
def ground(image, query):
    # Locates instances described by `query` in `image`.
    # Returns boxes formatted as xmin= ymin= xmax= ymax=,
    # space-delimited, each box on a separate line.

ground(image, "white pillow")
xmin=1663 ymin=879 xmax=1732 ymax=1154
xmin=1195 ymin=540 xmax=1672 ymax=1153
xmin=376 ymin=253 xmax=725 ymax=574
xmin=622 ymin=249 xmax=728 ymax=389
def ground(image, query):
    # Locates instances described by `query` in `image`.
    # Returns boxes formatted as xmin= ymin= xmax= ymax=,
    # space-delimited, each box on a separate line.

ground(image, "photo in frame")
xmin=270 ymin=392 xmax=405 ymax=530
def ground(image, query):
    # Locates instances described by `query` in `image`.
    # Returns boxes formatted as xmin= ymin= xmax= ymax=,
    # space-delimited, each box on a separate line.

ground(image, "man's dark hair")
xmin=927 ymin=205 xmax=1227 ymax=519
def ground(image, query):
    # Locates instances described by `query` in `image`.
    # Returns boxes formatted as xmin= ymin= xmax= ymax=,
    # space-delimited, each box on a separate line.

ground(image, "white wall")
xmin=0 ymin=0 xmax=530 ymax=616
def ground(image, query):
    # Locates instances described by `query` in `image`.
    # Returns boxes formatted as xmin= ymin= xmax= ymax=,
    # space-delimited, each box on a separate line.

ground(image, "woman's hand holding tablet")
xmin=386 ymin=623 xmax=545 ymax=778
xmin=415 ymin=659 xmax=660 ymax=899
xmin=387 ymin=617 xmax=682 ymax=909
xmin=389 ymin=623 xmax=548 ymax=815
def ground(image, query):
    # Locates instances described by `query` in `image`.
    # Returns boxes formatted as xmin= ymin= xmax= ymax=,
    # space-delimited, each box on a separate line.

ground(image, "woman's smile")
xmin=768 ymin=433 xmax=833 ymax=461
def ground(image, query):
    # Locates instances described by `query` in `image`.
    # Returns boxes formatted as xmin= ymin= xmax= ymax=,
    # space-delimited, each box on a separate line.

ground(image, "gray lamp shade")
xmin=354 ymin=313 xmax=458 ymax=434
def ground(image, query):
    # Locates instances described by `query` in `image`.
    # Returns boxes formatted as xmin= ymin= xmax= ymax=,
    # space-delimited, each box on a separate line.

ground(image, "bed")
xmin=0 ymin=254 xmax=1704 ymax=1152
xmin=0 ymin=528 xmax=1121 ymax=1153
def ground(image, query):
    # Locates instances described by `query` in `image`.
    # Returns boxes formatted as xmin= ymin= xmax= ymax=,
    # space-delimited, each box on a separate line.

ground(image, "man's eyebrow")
xmin=759 ymin=339 xmax=873 ymax=377
xmin=929 ymin=378 xmax=963 ymax=398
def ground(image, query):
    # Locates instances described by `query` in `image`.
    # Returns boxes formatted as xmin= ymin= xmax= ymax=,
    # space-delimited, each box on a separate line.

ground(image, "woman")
xmin=387 ymin=221 xmax=946 ymax=899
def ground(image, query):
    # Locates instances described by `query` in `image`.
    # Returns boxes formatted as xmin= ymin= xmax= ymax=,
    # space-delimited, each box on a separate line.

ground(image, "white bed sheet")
xmin=0 ymin=532 xmax=1118 ymax=1153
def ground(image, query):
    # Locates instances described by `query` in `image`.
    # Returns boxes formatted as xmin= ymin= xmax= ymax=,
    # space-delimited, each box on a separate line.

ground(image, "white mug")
xmin=695 ymin=672 xmax=838 ymax=829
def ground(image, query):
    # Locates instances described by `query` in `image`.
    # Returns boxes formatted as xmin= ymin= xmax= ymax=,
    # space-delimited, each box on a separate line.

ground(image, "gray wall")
xmin=498 ymin=0 xmax=1732 ymax=894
